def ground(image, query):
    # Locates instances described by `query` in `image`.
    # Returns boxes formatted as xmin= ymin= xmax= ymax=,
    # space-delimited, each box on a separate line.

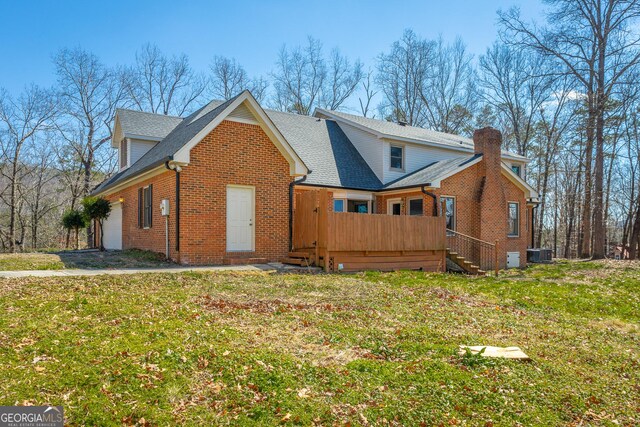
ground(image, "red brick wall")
xmin=373 ymin=162 xmax=530 ymax=268
xmin=105 ymin=171 xmax=177 ymax=259
xmin=104 ymin=119 xmax=292 ymax=265
xmin=179 ymin=120 xmax=292 ymax=264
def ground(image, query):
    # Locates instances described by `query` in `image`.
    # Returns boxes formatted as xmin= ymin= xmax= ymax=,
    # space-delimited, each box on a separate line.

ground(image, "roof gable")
xmin=112 ymin=109 xmax=182 ymax=147
xmin=171 ymin=91 xmax=308 ymax=176
xmin=93 ymin=91 xmax=308 ymax=195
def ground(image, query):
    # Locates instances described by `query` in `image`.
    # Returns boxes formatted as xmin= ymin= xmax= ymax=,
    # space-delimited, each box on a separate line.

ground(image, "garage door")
xmin=102 ymin=202 xmax=122 ymax=250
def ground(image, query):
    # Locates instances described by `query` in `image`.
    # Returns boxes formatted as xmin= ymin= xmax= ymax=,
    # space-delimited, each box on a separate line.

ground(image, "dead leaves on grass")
xmin=198 ymin=295 xmax=359 ymax=314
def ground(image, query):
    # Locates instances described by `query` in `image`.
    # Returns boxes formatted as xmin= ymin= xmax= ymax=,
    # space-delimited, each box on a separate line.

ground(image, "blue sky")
xmin=0 ymin=0 xmax=544 ymax=96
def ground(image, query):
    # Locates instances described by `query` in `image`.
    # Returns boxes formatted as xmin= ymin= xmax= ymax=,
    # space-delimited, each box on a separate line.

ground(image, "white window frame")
xmin=389 ymin=144 xmax=405 ymax=172
xmin=508 ymin=201 xmax=520 ymax=237
xmin=387 ymin=198 xmax=402 ymax=215
xmin=333 ymin=198 xmax=346 ymax=213
xmin=441 ymin=195 xmax=456 ymax=233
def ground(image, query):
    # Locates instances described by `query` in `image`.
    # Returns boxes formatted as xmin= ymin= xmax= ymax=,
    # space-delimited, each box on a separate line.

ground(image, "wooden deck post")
xmin=494 ymin=240 xmax=499 ymax=276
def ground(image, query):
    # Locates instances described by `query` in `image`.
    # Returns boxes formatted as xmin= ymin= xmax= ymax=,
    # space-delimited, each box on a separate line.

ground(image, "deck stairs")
xmin=281 ymin=250 xmax=315 ymax=267
xmin=446 ymin=248 xmax=486 ymax=276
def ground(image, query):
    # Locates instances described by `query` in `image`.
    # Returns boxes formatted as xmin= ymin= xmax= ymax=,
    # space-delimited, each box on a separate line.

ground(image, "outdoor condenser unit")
xmin=527 ymin=249 xmax=553 ymax=263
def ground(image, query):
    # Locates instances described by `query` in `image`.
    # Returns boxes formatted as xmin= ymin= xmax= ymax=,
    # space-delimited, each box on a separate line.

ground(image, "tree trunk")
xmin=591 ymin=48 xmax=607 ymax=260
xmin=580 ymin=98 xmax=595 ymax=258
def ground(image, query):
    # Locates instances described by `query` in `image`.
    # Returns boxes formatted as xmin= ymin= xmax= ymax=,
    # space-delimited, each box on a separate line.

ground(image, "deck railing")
xmin=446 ymin=229 xmax=498 ymax=275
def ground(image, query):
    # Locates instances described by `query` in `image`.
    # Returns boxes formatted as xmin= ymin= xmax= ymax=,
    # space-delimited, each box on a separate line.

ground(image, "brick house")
xmin=93 ymin=90 xmax=539 ymax=271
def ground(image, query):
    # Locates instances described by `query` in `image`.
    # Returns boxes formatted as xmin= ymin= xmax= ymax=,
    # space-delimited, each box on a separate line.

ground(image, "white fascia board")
xmin=93 ymin=164 xmax=168 ymax=197
xmin=428 ymin=155 xmax=484 ymax=188
xmin=501 ymin=163 xmax=539 ymax=199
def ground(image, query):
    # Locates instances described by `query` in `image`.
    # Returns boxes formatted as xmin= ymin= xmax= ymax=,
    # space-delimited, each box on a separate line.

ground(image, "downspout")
xmin=421 ymin=186 xmax=440 ymax=216
xmin=530 ymin=201 xmax=537 ymax=248
xmin=289 ymin=173 xmax=310 ymax=251
xmin=165 ymin=161 xmax=182 ymax=254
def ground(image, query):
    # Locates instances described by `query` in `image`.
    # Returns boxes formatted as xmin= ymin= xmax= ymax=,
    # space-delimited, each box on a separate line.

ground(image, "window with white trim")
xmin=508 ymin=202 xmax=519 ymax=237
xmin=390 ymin=145 xmax=404 ymax=170
xmin=442 ymin=196 xmax=455 ymax=232
xmin=333 ymin=199 xmax=345 ymax=212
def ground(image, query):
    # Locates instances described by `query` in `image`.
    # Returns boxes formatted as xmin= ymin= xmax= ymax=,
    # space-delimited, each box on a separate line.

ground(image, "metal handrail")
xmin=446 ymin=229 xmax=499 ymax=275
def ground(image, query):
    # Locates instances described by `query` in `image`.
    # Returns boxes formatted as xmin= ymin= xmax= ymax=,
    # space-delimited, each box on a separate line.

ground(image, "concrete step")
xmin=223 ymin=257 xmax=268 ymax=265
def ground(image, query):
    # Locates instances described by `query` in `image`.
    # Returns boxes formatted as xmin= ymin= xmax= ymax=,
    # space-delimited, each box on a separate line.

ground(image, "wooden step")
xmin=288 ymin=251 xmax=311 ymax=258
xmin=281 ymin=257 xmax=311 ymax=266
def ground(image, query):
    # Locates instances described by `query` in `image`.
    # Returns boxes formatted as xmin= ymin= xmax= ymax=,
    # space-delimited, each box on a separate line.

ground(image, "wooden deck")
xmin=291 ymin=189 xmax=446 ymax=272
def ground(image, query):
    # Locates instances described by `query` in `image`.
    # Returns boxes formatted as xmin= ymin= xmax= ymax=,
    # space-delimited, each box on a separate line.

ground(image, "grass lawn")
xmin=0 ymin=249 xmax=170 ymax=271
xmin=0 ymin=261 xmax=637 ymax=426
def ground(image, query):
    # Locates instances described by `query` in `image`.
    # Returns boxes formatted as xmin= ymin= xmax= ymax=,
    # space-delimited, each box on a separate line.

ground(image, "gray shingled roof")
xmin=94 ymin=98 xmax=491 ymax=195
xmin=117 ymin=109 xmax=182 ymax=140
xmin=315 ymin=109 xmax=527 ymax=161
xmin=93 ymin=95 xmax=240 ymax=194
xmin=266 ymin=110 xmax=382 ymax=189
xmin=382 ymin=155 xmax=481 ymax=190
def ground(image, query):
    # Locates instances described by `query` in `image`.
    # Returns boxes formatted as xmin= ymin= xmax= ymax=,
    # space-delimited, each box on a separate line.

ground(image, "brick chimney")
xmin=474 ymin=127 xmax=507 ymax=267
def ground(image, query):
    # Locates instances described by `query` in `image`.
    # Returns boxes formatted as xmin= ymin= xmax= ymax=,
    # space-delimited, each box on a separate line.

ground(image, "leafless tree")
xmin=320 ymin=49 xmax=363 ymax=110
xmin=500 ymin=0 xmax=640 ymax=259
xmin=271 ymin=37 xmax=362 ymax=115
xmin=421 ymin=37 xmax=478 ymax=135
xmin=0 ymin=86 xmax=56 ymax=252
xmin=55 ymin=48 xmax=124 ymax=246
xmin=210 ymin=56 xmax=268 ymax=101
xmin=124 ymin=44 xmax=208 ymax=116
xmin=358 ymin=69 xmax=378 ymax=118
xmin=377 ymin=29 xmax=434 ymax=126
xmin=479 ymin=42 xmax=554 ymax=156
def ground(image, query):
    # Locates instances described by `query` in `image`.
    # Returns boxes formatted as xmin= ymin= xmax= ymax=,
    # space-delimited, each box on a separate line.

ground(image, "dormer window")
xmin=511 ymin=164 xmax=521 ymax=177
xmin=390 ymin=145 xmax=404 ymax=171
xmin=119 ymin=139 xmax=128 ymax=169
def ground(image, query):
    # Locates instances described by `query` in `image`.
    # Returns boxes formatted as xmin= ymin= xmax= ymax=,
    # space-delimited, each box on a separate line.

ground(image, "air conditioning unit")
xmin=527 ymin=249 xmax=552 ymax=263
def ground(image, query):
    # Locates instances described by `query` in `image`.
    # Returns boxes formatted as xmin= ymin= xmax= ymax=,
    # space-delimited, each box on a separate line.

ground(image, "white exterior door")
xmin=226 ymin=185 xmax=255 ymax=252
xmin=102 ymin=202 xmax=122 ymax=250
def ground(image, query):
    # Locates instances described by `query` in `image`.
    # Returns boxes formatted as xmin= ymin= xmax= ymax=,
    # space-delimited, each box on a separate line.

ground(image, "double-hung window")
xmin=508 ymin=202 xmax=519 ymax=237
xmin=390 ymin=145 xmax=404 ymax=171
xmin=138 ymin=185 xmax=153 ymax=228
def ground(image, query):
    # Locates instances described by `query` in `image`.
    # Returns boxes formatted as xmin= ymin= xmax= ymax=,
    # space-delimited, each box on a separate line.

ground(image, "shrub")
xmin=82 ymin=196 xmax=111 ymax=251
xmin=62 ymin=209 xmax=87 ymax=250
